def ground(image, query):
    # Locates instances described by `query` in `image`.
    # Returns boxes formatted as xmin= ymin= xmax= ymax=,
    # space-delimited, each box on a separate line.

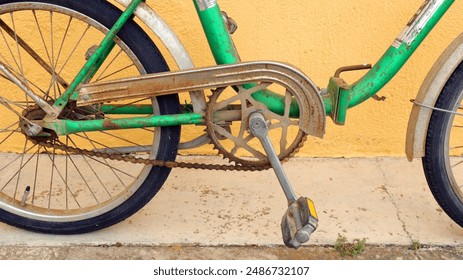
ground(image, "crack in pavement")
xmin=375 ymin=158 xmax=422 ymax=259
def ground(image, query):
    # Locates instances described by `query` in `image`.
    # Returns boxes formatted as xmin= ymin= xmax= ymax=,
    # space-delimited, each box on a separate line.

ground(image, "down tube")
xmin=341 ymin=0 xmax=455 ymax=112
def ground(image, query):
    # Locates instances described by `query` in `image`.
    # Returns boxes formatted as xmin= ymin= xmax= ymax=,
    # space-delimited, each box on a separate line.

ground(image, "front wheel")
xmin=0 ymin=0 xmax=180 ymax=233
xmin=423 ymin=62 xmax=463 ymax=227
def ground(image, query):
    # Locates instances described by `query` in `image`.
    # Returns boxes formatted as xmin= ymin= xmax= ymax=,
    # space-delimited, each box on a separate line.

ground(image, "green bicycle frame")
xmin=46 ymin=0 xmax=455 ymax=135
xmin=195 ymin=0 xmax=455 ymax=125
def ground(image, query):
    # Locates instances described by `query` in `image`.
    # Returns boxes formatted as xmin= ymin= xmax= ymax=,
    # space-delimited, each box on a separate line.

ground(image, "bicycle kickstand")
xmin=248 ymin=112 xmax=319 ymax=249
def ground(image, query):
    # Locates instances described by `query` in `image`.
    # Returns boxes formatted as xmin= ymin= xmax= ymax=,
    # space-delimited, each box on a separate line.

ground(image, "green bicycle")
xmin=0 ymin=0 xmax=461 ymax=248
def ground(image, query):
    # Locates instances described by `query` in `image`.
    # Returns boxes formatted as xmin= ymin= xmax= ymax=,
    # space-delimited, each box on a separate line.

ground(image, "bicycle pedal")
xmin=281 ymin=197 xmax=319 ymax=249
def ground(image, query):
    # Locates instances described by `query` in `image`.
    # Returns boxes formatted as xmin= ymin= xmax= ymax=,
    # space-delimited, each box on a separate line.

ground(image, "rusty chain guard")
xmin=29 ymin=62 xmax=325 ymax=172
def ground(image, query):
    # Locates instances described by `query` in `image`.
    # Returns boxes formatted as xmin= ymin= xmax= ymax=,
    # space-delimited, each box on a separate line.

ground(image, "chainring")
xmin=205 ymin=84 xmax=307 ymax=168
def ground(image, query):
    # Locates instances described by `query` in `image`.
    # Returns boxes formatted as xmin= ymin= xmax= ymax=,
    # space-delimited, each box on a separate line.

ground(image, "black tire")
xmin=0 ymin=0 xmax=181 ymax=233
xmin=423 ymin=62 xmax=463 ymax=227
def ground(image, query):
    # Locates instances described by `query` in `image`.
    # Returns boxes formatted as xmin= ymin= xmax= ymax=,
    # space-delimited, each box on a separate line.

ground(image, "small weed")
xmin=411 ymin=240 xmax=422 ymax=251
xmin=334 ymin=234 xmax=367 ymax=257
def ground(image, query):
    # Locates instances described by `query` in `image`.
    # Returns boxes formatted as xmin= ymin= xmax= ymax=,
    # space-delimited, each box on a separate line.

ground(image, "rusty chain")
xmin=33 ymin=132 xmax=307 ymax=172
xmin=35 ymin=138 xmax=269 ymax=172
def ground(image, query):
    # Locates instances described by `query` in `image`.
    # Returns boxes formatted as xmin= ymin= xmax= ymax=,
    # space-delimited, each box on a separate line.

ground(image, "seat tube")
xmin=193 ymin=0 xmax=241 ymax=64
xmin=194 ymin=1 xmax=297 ymax=117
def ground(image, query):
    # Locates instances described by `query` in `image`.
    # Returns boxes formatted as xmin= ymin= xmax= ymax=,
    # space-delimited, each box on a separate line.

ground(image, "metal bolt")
xmin=27 ymin=124 xmax=43 ymax=136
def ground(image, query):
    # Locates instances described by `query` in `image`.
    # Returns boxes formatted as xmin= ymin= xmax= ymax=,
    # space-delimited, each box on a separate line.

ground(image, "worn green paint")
xmin=325 ymin=0 xmax=455 ymax=123
xmin=100 ymin=104 xmax=154 ymax=115
xmin=99 ymin=103 xmax=198 ymax=115
xmin=53 ymin=0 xmax=143 ymax=112
xmin=326 ymin=77 xmax=349 ymax=125
xmin=194 ymin=0 xmax=240 ymax=64
xmin=45 ymin=113 xmax=204 ymax=135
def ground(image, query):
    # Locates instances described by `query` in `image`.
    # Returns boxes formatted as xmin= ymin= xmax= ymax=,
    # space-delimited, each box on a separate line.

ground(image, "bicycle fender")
xmin=406 ymin=32 xmax=463 ymax=161
xmin=115 ymin=0 xmax=207 ymax=112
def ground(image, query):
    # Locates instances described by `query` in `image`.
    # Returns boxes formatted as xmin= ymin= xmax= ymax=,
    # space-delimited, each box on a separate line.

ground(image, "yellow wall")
xmin=144 ymin=0 xmax=463 ymax=158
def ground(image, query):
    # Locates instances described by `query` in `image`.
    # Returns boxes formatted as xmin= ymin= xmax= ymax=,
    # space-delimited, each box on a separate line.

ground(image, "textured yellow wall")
xmin=145 ymin=0 xmax=463 ymax=158
xmin=133 ymin=1 xmax=463 ymax=157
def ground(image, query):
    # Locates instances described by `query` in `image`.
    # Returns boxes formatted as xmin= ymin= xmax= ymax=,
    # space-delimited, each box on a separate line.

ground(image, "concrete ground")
xmin=1 ymin=156 xmax=463 ymax=260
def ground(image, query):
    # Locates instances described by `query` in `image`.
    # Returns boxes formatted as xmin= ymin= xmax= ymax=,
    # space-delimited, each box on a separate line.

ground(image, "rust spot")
xmin=102 ymin=119 xmax=122 ymax=130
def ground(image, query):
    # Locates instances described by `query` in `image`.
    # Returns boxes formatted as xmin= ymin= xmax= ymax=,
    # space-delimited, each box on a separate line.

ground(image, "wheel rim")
xmin=0 ymin=3 xmax=162 ymax=222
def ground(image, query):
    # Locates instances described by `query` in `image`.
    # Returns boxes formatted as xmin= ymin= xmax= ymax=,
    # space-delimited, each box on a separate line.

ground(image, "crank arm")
xmin=249 ymin=112 xmax=297 ymax=203
xmin=249 ymin=112 xmax=318 ymax=249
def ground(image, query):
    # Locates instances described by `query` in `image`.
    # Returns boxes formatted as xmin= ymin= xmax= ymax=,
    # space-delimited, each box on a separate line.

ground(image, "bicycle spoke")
xmin=1 ymin=151 xmax=38 ymax=194
xmin=32 ymin=11 xmax=52 ymax=71
xmin=55 ymin=23 xmax=91 ymax=81
xmin=41 ymin=145 xmax=81 ymax=208
xmin=98 ymin=130 xmax=146 ymax=148
xmin=14 ymin=139 xmax=29 ymax=200
xmin=0 ymin=142 xmax=36 ymax=174
xmin=0 ymin=123 xmax=20 ymax=144
xmin=0 ymin=18 xmax=22 ymax=76
xmin=43 ymin=145 xmax=99 ymax=205
xmin=0 ymin=96 xmax=27 ymax=110
xmin=79 ymin=152 xmax=137 ymax=179
xmin=0 ymin=142 xmax=38 ymax=192
xmin=95 ymin=63 xmax=136 ymax=82
xmin=71 ymin=133 xmax=137 ymax=178
xmin=47 ymin=145 xmax=56 ymax=208
xmin=54 ymin=17 xmax=72 ymax=75
xmin=81 ymin=132 xmax=129 ymax=185
xmin=0 ymin=95 xmax=33 ymax=124
xmin=10 ymin=13 xmax=28 ymax=90
xmin=95 ymin=48 xmax=123 ymax=82
xmin=46 ymin=15 xmax=72 ymax=93
xmin=31 ymin=145 xmax=40 ymax=206
xmin=72 ymin=133 xmax=126 ymax=154
xmin=65 ymin=136 xmax=112 ymax=198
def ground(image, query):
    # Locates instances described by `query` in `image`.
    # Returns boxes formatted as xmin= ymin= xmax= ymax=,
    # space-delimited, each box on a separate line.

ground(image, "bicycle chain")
xmin=35 ymin=139 xmax=267 ymax=172
xmin=33 ymin=133 xmax=308 ymax=172
xmin=25 ymin=101 xmax=307 ymax=172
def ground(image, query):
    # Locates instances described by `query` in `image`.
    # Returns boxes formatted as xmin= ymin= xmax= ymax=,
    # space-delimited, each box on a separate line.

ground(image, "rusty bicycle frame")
xmin=0 ymin=0 xmax=460 ymax=249
xmin=0 ymin=0 xmax=455 ymax=136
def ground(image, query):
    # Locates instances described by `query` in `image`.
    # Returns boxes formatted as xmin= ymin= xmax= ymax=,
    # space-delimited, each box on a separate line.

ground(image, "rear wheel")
xmin=0 ymin=0 xmax=180 ymax=233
